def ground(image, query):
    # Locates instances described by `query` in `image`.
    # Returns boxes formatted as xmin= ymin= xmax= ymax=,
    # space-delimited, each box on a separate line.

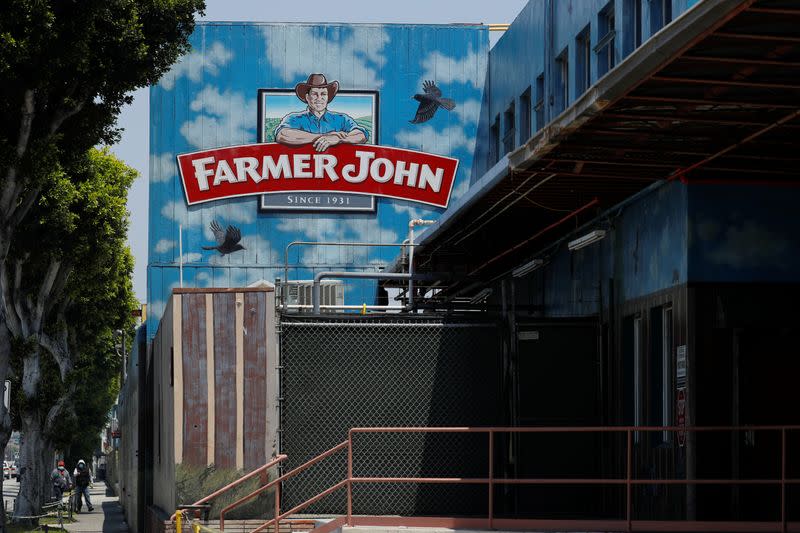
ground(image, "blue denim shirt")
xmin=274 ymin=109 xmax=368 ymax=140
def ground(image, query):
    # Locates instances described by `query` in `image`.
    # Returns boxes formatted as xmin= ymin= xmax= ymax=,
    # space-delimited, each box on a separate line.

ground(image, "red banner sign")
xmin=177 ymin=143 xmax=459 ymax=208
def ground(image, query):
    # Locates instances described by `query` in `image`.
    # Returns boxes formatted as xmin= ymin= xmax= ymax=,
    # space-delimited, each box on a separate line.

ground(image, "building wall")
xmin=511 ymin=180 xmax=687 ymax=317
xmin=474 ymin=0 xmax=694 ymax=178
xmin=688 ymin=184 xmax=800 ymax=283
xmin=150 ymin=288 xmax=277 ymax=514
xmin=117 ymin=327 xmax=146 ymax=533
xmin=148 ymin=23 xmax=489 ymax=337
xmin=152 ymin=296 xmax=177 ymax=514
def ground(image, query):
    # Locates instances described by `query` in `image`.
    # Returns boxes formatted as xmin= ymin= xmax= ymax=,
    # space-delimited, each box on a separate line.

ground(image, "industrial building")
xmin=115 ymin=0 xmax=800 ymax=531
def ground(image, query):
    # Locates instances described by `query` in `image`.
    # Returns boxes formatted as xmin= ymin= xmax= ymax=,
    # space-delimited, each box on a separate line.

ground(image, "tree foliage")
xmin=0 ymin=1 xmax=205 ymax=524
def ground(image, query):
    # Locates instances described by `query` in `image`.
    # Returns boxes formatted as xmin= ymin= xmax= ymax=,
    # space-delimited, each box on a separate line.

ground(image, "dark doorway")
xmin=511 ymin=319 xmax=608 ymax=518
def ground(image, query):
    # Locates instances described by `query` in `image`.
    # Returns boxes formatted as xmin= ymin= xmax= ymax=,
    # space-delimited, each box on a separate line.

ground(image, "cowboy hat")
xmin=295 ymin=73 xmax=339 ymax=103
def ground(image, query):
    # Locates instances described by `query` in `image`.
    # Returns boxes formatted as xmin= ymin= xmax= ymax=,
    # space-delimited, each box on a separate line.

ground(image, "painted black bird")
xmin=202 ymin=221 xmax=245 ymax=255
xmin=410 ymin=80 xmax=456 ymax=124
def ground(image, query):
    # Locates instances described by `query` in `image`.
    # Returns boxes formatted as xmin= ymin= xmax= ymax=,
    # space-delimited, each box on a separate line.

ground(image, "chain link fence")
xmin=279 ymin=315 xmax=502 ymax=516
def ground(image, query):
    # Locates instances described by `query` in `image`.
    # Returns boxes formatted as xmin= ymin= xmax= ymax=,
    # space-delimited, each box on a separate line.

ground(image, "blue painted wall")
xmin=688 ymin=185 xmax=800 ymax=283
xmin=473 ymin=0 xmax=693 ymax=179
xmin=148 ymin=23 xmax=488 ymax=336
xmin=515 ymin=181 xmax=688 ymax=316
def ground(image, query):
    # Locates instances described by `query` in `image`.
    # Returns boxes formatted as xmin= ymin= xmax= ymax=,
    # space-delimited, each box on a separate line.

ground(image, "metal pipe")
xmin=283 ymin=240 xmax=414 ymax=310
xmin=285 ymin=304 xmax=405 ymax=311
xmin=313 ymin=271 xmax=411 ymax=314
xmin=468 ymin=198 xmax=599 ymax=277
xmin=407 ymin=219 xmax=435 ymax=309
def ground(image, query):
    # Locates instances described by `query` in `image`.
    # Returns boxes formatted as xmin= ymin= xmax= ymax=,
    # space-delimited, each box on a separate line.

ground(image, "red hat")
xmin=58 ymin=460 xmax=65 ymax=467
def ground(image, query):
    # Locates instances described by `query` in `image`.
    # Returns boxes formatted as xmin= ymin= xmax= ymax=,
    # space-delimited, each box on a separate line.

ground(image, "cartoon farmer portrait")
xmin=274 ymin=73 xmax=368 ymax=152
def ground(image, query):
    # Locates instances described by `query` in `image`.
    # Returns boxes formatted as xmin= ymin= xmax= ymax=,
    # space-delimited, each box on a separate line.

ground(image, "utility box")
xmin=284 ymin=280 xmax=344 ymax=311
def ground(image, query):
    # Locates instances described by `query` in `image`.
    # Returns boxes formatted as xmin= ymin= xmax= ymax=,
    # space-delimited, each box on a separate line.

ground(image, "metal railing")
xmin=179 ymin=426 xmax=800 ymax=533
xmin=172 ymin=454 xmax=287 ymax=523
xmin=220 ymin=442 xmax=348 ymax=532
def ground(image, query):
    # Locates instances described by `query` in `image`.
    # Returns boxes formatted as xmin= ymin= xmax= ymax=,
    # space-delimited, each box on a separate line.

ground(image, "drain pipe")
xmin=313 ymin=271 xmax=412 ymax=314
xmin=407 ymin=219 xmax=436 ymax=309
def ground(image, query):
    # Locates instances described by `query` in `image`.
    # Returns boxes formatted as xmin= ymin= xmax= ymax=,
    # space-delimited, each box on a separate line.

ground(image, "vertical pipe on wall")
xmin=179 ymin=224 xmax=183 ymax=288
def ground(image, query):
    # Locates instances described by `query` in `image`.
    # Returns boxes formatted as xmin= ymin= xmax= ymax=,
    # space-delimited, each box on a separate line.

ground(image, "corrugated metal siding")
xmin=243 ymin=291 xmax=267 ymax=471
xmin=181 ymin=294 xmax=208 ymax=466
xmin=148 ymin=23 xmax=489 ymax=337
xmin=512 ymin=180 xmax=687 ymax=316
xmin=474 ymin=0 xmax=695 ymax=177
xmin=212 ymin=292 xmax=237 ymax=469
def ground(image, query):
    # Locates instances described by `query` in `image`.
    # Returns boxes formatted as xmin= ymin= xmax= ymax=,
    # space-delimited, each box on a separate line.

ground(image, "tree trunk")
xmin=14 ymin=411 xmax=51 ymax=527
xmin=0 ymin=324 xmax=14 ymax=533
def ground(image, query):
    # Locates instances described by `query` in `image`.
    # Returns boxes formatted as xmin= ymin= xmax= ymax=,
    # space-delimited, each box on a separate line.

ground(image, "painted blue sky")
xmin=143 ymin=17 xmax=504 ymax=334
xmin=111 ymin=1 xmax=527 ymax=306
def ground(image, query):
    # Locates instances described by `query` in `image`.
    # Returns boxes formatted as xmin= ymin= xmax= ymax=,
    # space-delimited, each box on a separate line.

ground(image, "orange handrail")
xmin=223 ymin=441 xmax=348 ymax=532
xmin=224 ymin=426 xmax=800 ymax=533
xmin=171 ymin=454 xmax=287 ymax=521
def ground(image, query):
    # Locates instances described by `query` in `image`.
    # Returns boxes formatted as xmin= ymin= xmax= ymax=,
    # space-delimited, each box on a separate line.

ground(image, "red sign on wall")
xmin=177 ymin=143 xmax=459 ymax=208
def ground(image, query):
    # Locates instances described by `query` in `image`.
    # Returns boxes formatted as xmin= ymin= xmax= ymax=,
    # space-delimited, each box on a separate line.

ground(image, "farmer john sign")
xmin=177 ymin=143 xmax=458 ymax=209
xmin=176 ymin=73 xmax=459 ymax=212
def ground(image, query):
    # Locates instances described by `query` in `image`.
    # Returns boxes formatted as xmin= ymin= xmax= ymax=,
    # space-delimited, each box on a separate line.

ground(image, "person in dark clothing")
xmin=51 ymin=460 xmax=71 ymax=502
xmin=72 ymin=459 xmax=94 ymax=512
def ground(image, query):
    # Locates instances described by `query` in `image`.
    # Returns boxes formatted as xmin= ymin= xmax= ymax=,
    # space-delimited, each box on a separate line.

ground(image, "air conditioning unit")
xmin=285 ymin=280 xmax=344 ymax=311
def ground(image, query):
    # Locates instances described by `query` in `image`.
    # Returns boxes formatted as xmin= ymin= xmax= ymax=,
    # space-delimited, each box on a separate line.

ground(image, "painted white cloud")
xmin=150 ymin=153 xmax=178 ymax=183
xmin=148 ymin=300 xmax=166 ymax=325
xmin=263 ymin=26 xmax=390 ymax=88
xmin=160 ymin=42 xmax=232 ymax=91
xmin=278 ymin=217 xmax=398 ymax=266
xmin=181 ymin=252 xmax=203 ymax=263
xmin=454 ymin=99 xmax=481 ymax=126
xmin=195 ymin=271 xmax=212 ymax=287
xmin=161 ymin=200 xmax=204 ymax=230
xmin=154 ymin=239 xmax=175 ymax=253
xmin=706 ymin=221 xmax=790 ymax=269
xmin=180 ymin=86 xmax=256 ymax=149
xmin=420 ymin=47 xmax=482 ymax=90
xmin=394 ymin=125 xmax=475 ymax=158
xmin=450 ymin=177 xmax=470 ymax=202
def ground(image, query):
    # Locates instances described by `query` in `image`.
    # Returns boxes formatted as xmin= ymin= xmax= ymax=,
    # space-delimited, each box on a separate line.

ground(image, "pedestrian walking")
xmin=50 ymin=460 xmax=71 ymax=503
xmin=72 ymin=459 xmax=94 ymax=512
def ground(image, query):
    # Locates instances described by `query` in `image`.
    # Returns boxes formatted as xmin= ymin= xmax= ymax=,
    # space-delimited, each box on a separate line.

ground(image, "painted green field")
xmin=262 ymin=116 xmax=372 ymax=143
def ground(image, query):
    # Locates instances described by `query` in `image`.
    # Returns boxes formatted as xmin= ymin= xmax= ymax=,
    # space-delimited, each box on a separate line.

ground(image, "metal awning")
xmin=412 ymin=0 xmax=800 ymax=300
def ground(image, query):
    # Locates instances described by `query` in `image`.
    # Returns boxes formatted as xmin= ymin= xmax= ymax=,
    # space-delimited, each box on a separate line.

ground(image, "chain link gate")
xmin=278 ymin=315 xmax=503 ymax=517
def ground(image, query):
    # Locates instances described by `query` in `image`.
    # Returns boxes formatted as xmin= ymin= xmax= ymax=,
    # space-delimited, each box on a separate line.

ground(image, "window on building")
xmin=650 ymin=0 xmax=672 ymax=35
xmin=503 ymin=102 xmax=516 ymax=154
xmin=490 ymin=116 xmax=500 ymax=165
xmin=519 ymin=87 xmax=531 ymax=143
xmin=596 ymin=3 xmax=616 ymax=77
xmin=623 ymin=0 xmax=642 ymax=55
xmin=662 ymin=306 xmax=673 ymax=440
xmin=576 ymin=26 xmax=591 ymax=96
xmin=649 ymin=304 xmax=673 ymax=443
xmin=554 ymin=48 xmax=569 ymax=114
xmin=534 ymin=74 xmax=545 ymax=131
xmin=623 ymin=314 xmax=643 ymax=442
xmin=634 ymin=316 xmax=642 ymax=441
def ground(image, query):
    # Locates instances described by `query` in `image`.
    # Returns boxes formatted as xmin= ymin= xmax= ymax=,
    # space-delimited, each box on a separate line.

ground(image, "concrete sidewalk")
xmin=66 ymin=482 xmax=129 ymax=533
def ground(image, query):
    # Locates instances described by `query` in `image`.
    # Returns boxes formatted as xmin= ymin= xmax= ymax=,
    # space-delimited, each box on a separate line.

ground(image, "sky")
xmin=110 ymin=0 xmax=528 ymax=302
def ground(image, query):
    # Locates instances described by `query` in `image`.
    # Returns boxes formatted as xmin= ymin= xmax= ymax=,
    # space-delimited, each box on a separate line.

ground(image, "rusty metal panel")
xmin=181 ymin=293 xmax=208 ymax=466
xmin=243 ymin=291 xmax=268 ymax=470
xmin=213 ymin=292 xmax=237 ymax=469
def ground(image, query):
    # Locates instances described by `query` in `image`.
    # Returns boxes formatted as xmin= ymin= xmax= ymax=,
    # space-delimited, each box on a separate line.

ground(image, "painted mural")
xmin=148 ymin=23 xmax=488 ymax=336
